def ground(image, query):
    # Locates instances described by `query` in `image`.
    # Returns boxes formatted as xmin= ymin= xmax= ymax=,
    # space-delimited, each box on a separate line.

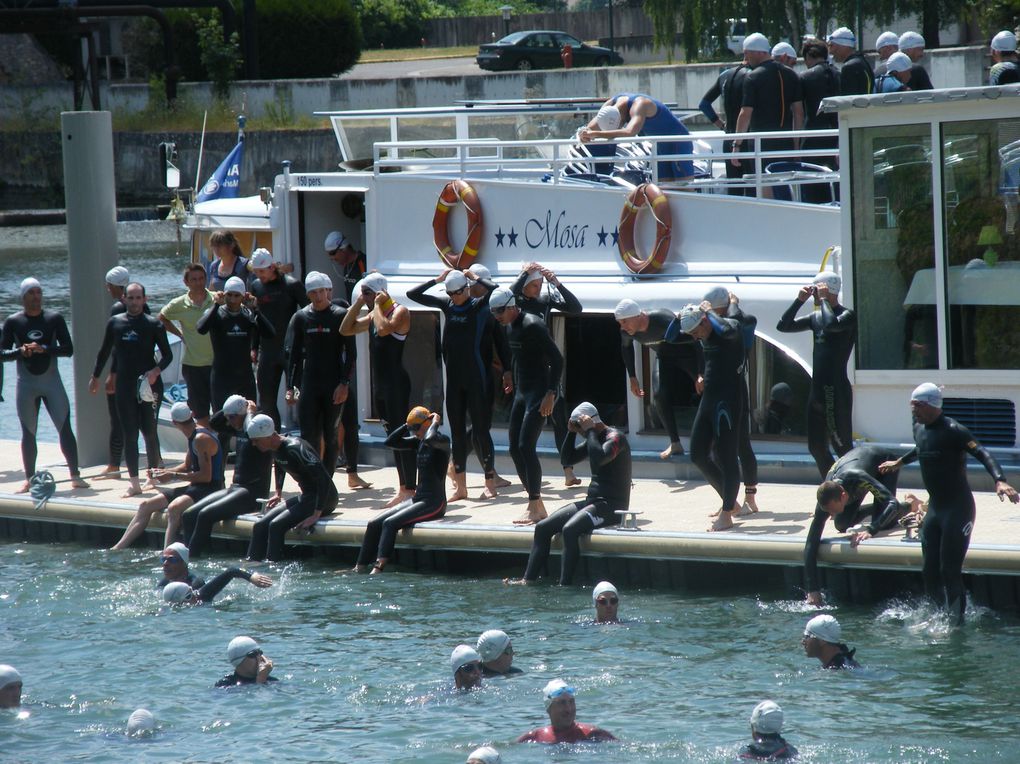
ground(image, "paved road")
xmin=341 ymin=57 xmax=480 ymax=80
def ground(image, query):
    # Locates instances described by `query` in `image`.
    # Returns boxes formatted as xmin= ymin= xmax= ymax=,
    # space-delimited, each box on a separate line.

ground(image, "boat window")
xmin=940 ymin=118 xmax=1020 ymax=370
xmin=563 ymin=314 xmax=629 ymax=429
xmin=850 ymin=123 xmax=935 ymax=370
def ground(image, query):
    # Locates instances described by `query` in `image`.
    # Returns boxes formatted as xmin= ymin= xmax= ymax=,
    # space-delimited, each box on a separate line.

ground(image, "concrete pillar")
xmin=61 ymin=111 xmax=118 ymax=467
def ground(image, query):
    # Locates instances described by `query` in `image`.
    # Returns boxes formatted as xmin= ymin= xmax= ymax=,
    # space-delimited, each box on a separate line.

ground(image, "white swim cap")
xmin=569 ymin=401 xmax=602 ymax=425
xmin=875 ymin=31 xmax=899 ymax=50
xmin=324 ymin=230 xmax=348 ymax=252
xmin=222 ymin=394 xmax=248 ymax=417
xmin=743 ymin=33 xmax=771 ymax=53
xmin=304 ymin=271 xmax=331 ymax=292
xmin=162 ymin=581 xmax=194 ymax=603
xmin=543 ymin=679 xmax=575 ymax=709
xmin=476 ymin=629 xmax=511 ymax=662
xmin=750 ymin=700 xmax=784 ymax=734
xmin=361 ymin=272 xmax=388 ymax=294
xmin=165 ymin=541 xmax=190 ymax=564
xmin=169 ymin=401 xmax=193 ymax=423
xmin=592 ymin=580 xmax=618 ymax=603
xmin=814 ymin=270 xmax=841 ymax=294
xmin=489 ymin=287 xmax=516 ymax=312
xmin=451 ymin=644 xmax=482 ymax=676
xmin=772 ymin=42 xmax=796 ymax=59
xmin=595 ymin=102 xmax=621 ymax=131
xmin=246 ymin=413 xmax=276 ymax=439
xmin=19 ymin=277 xmax=41 ymax=297
xmin=614 ymin=298 xmax=641 ymax=320
xmin=223 ymin=276 xmax=246 ymax=294
xmin=828 ymin=27 xmax=856 ymax=47
xmin=227 ymin=636 xmax=259 ymax=667
xmin=468 ymin=263 xmax=491 ymax=281
xmin=992 ymin=30 xmax=1017 ymax=52
xmin=444 ymin=271 xmax=469 ymax=293
xmin=250 ymin=248 xmax=274 ymax=270
xmin=677 ymin=303 xmax=706 ymax=334
xmin=0 ymin=664 xmax=21 ymax=689
xmin=899 ymin=31 xmax=925 ymax=50
xmin=885 ymin=52 xmax=912 ymax=73
xmin=524 ymin=269 xmax=544 ymax=285
xmin=127 ymin=708 xmax=156 ymax=736
xmin=105 ymin=266 xmax=130 ymax=286
xmin=466 ymin=745 xmax=502 ymax=764
xmin=704 ymin=286 xmax=730 ymax=309
xmin=910 ymin=382 xmax=943 ymax=409
xmin=804 ymin=614 xmax=842 ymax=643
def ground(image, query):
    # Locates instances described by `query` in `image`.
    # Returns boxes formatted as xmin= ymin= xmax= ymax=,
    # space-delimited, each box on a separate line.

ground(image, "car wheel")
xmin=594 ymin=56 xmax=609 ymax=67
xmin=516 ymin=58 xmax=533 ymax=71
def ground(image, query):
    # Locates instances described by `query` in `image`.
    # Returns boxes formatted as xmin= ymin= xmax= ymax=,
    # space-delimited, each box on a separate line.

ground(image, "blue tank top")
xmin=616 ymin=93 xmax=694 ymax=180
xmin=187 ymin=426 xmax=225 ymax=488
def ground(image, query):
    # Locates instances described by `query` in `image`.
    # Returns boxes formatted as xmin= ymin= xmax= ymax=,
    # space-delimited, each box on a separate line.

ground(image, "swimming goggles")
xmin=547 ymin=685 xmax=575 ymax=700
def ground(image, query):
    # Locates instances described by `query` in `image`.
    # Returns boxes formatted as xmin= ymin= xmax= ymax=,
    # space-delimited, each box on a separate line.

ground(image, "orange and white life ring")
xmin=617 ymin=183 xmax=672 ymax=274
xmin=432 ymin=180 xmax=483 ymax=269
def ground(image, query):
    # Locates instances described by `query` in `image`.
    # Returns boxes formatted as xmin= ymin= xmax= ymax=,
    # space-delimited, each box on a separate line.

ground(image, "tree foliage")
xmin=194 ymin=12 xmax=241 ymax=99
xmin=252 ymin=0 xmax=361 ymax=77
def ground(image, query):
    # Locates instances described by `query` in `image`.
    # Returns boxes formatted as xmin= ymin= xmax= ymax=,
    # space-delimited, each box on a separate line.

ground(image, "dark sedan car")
xmin=476 ymin=30 xmax=623 ymax=71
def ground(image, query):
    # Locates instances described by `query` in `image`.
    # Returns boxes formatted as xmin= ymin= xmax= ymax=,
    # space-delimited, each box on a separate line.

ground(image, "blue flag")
xmin=196 ymin=139 xmax=244 ymax=202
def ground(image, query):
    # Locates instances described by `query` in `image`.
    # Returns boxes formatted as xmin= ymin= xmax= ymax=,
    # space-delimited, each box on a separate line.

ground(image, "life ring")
xmin=617 ymin=183 xmax=672 ymax=274
xmin=432 ymin=180 xmax=483 ymax=269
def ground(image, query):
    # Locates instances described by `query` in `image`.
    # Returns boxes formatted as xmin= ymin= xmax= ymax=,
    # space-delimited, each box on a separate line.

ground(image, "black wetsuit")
xmin=898 ymin=414 xmax=1008 ymax=624
xmin=247 ymin=436 xmax=339 ymax=561
xmin=699 ymin=64 xmax=751 ymax=192
xmin=93 ymin=311 xmax=172 ymax=478
xmin=621 ymin=309 xmax=701 ymax=447
xmin=356 ymin=420 xmax=450 ymax=567
xmin=215 ymin=672 xmax=279 ymax=688
xmin=182 ymin=409 xmax=273 ymax=557
xmin=156 ymin=571 xmax=205 ymax=590
xmin=799 ymin=59 xmax=840 ymax=200
xmin=189 ymin=567 xmax=260 ymax=603
xmin=777 ymin=297 xmax=857 ymax=477
xmin=407 ymin=277 xmax=496 ymax=478
xmin=524 ymin=426 xmax=631 ymax=584
xmin=481 ymin=665 xmax=524 ymax=678
xmin=840 ymin=53 xmax=875 ymax=95
xmin=822 ymin=647 xmax=860 ymax=669
xmin=908 ymin=64 xmax=933 ymax=90
xmin=330 ymin=251 xmax=367 ymax=304
xmin=369 ymin=316 xmax=416 ymax=492
xmin=106 ymin=299 xmax=154 ymax=469
xmin=739 ymin=735 xmax=799 ymax=759
xmin=803 ymin=445 xmax=909 ymax=593
xmin=284 ymin=302 xmax=357 ymax=478
xmin=0 ymin=309 xmax=80 ymax=479
xmin=742 ymin=59 xmax=803 ymax=156
xmin=504 ymin=311 xmax=563 ymax=501
xmin=727 ymin=303 xmax=759 ymax=491
xmin=681 ymin=312 xmax=744 ymax=511
xmin=511 ymin=273 xmax=583 ymax=469
xmin=196 ymin=304 xmax=274 ymax=412
xmin=251 ymin=274 xmax=308 ymax=427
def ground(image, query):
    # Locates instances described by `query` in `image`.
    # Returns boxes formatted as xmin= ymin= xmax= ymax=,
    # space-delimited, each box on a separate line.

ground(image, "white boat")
xmin=180 ymin=91 xmax=1020 ymax=462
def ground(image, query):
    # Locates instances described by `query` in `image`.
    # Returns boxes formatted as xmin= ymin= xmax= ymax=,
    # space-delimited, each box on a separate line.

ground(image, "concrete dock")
xmin=4 ymin=439 xmax=1020 ymax=609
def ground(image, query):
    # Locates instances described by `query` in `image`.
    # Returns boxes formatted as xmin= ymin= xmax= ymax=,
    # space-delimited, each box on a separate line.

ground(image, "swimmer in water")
xmin=517 ymin=679 xmax=617 ymax=744
xmin=466 ymin=745 xmax=501 ymax=764
xmin=156 ymin=542 xmax=205 ymax=590
xmin=739 ymin=700 xmax=798 ymax=760
xmin=801 ymin=614 xmax=859 ymax=669
xmin=0 ymin=278 xmax=87 ymax=493
xmin=162 ymin=567 xmax=272 ymax=605
xmin=0 ymin=665 xmax=23 ymax=709
xmin=451 ymin=645 xmax=483 ymax=691
xmin=476 ymin=630 xmax=522 ymax=677
xmin=592 ymin=581 xmax=620 ymax=624
xmin=216 ymin=636 xmax=277 ymax=687
xmin=126 ymin=708 xmax=156 ymax=737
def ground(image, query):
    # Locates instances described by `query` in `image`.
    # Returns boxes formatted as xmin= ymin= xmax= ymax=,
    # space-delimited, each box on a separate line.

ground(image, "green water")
xmin=0 ymin=223 xmax=186 ymax=444
xmin=3 ymin=541 xmax=1020 ymax=762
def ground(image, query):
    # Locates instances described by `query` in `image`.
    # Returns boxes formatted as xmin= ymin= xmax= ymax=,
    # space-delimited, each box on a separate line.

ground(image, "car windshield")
xmin=557 ymin=34 xmax=582 ymax=47
xmin=498 ymin=32 xmax=529 ymax=44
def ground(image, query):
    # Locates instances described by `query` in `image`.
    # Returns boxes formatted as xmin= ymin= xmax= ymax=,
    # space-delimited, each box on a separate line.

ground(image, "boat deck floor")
xmin=4 ymin=441 xmax=1020 ymax=582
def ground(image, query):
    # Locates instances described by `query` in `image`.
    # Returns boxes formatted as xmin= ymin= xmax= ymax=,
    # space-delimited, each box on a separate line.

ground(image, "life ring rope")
xmin=617 ymin=183 xmax=673 ymax=274
xmin=433 ymin=180 xmax=484 ymax=268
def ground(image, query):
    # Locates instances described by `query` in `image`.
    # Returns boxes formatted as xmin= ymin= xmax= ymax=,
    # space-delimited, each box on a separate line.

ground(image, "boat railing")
xmin=372 ymin=129 xmax=840 ymax=199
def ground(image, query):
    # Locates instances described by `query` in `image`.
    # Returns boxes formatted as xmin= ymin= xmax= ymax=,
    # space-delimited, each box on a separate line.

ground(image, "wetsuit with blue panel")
xmin=356 ymin=418 xmax=450 ymax=568
xmin=897 ymin=415 xmax=1009 ymax=624
xmin=407 ymin=276 xmax=497 ymax=479
xmin=0 ymin=309 xmax=81 ymax=480
xmin=524 ymin=425 xmax=631 ymax=584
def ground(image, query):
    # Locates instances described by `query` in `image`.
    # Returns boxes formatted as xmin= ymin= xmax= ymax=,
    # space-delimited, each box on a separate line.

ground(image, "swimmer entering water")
xmin=801 ymin=614 xmax=860 ymax=669
xmin=216 ymin=636 xmax=277 ymax=687
xmin=517 ymin=680 xmax=617 ymax=744
xmin=740 ymin=700 xmax=798 ymax=760
xmin=0 ymin=665 xmax=23 ymax=709
xmin=451 ymin=645 xmax=483 ymax=691
xmin=592 ymin=581 xmax=621 ymax=624
xmin=162 ymin=567 xmax=272 ymax=605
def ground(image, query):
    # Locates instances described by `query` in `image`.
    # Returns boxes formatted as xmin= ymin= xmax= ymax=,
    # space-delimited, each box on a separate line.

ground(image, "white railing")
xmin=372 ymin=128 xmax=841 ymax=199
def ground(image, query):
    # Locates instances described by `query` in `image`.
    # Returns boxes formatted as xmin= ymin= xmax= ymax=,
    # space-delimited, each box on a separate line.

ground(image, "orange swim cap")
xmin=406 ymin=406 xmax=431 ymax=426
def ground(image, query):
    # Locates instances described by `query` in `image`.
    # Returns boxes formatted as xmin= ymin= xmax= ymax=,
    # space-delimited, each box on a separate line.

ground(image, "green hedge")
xmin=253 ymin=0 xmax=361 ymax=78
